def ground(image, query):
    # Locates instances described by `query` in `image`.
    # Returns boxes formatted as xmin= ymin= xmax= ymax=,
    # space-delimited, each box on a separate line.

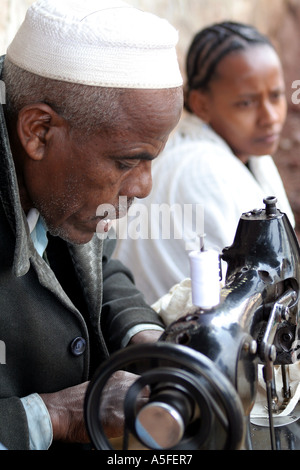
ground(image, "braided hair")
xmin=185 ymin=21 xmax=274 ymax=109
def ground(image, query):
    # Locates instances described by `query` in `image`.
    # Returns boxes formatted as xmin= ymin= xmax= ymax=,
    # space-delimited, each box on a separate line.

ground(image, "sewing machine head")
xmin=85 ymin=197 xmax=300 ymax=450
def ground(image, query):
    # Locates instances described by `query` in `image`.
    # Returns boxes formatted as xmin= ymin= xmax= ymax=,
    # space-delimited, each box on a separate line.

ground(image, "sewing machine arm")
xmin=84 ymin=197 xmax=300 ymax=450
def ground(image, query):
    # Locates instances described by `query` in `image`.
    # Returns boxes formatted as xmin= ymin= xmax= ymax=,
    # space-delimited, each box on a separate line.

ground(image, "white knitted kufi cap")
xmin=6 ymin=0 xmax=183 ymax=89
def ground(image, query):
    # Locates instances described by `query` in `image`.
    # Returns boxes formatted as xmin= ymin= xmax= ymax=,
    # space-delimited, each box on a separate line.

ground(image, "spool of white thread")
xmin=189 ymin=250 xmax=220 ymax=309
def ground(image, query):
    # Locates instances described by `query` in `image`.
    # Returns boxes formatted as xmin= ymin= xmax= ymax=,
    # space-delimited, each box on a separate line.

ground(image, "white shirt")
xmin=113 ymin=113 xmax=295 ymax=305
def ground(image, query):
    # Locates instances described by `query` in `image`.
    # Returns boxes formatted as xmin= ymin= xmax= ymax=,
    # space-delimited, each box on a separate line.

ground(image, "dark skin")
xmin=13 ymin=89 xmax=183 ymax=245
xmin=187 ymin=45 xmax=287 ymax=163
xmin=8 ymin=87 xmax=183 ymax=443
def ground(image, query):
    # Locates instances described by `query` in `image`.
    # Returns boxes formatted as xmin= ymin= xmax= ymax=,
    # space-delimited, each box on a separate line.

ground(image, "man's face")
xmin=24 ymin=88 xmax=182 ymax=244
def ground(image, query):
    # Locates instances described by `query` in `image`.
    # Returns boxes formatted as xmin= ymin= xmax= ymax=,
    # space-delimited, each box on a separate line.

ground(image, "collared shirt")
xmin=27 ymin=208 xmax=48 ymax=257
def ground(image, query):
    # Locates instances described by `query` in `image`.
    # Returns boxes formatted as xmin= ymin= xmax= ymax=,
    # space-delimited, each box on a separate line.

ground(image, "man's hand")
xmin=99 ymin=370 xmax=149 ymax=438
xmin=39 ymin=331 xmax=161 ymax=444
xmin=40 ymin=382 xmax=90 ymax=443
xmin=129 ymin=329 xmax=163 ymax=345
xmin=40 ymin=371 xmax=147 ymax=443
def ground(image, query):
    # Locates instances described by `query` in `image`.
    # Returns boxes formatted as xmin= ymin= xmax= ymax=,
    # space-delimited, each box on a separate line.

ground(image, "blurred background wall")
xmin=0 ymin=0 xmax=287 ymax=68
xmin=1 ymin=0 xmax=300 ymax=233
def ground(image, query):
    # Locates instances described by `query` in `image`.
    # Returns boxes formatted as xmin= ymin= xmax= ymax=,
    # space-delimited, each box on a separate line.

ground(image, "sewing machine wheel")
xmin=85 ymin=342 xmax=245 ymax=450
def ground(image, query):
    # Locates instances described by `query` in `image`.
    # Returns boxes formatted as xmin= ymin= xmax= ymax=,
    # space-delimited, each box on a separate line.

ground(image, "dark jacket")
xmin=0 ymin=56 xmax=163 ymax=450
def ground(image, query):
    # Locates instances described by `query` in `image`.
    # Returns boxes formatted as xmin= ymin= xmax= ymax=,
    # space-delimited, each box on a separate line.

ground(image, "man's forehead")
xmin=122 ymin=87 xmax=183 ymax=115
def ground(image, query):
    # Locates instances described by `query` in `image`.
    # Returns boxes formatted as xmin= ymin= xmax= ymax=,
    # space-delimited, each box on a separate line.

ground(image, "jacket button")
xmin=70 ymin=337 xmax=86 ymax=356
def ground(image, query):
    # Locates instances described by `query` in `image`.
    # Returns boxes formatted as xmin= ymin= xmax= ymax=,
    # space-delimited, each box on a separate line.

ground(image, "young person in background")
xmin=114 ymin=22 xmax=294 ymax=305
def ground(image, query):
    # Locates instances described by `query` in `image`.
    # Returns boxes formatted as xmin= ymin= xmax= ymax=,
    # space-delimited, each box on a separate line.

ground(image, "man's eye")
xmin=117 ymin=160 xmax=140 ymax=170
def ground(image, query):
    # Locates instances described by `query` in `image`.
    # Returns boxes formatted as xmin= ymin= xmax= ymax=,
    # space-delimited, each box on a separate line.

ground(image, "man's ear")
xmin=187 ymin=89 xmax=211 ymax=123
xmin=17 ymin=103 xmax=64 ymax=161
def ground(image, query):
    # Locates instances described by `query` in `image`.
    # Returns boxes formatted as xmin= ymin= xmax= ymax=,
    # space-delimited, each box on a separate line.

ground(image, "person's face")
xmin=191 ymin=45 xmax=287 ymax=162
xmin=22 ymin=88 xmax=183 ymax=244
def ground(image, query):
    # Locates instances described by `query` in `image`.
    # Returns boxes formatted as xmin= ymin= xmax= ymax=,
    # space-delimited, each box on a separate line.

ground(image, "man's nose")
xmin=121 ymin=161 xmax=153 ymax=200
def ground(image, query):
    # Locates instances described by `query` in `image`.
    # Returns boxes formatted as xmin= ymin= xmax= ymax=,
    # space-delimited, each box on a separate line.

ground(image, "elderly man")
xmin=0 ymin=0 xmax=183 ymax=449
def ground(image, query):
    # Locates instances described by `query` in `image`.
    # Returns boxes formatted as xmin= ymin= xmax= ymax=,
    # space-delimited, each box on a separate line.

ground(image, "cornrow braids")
xmin=185 ymin=21 xmax=273 ymax=107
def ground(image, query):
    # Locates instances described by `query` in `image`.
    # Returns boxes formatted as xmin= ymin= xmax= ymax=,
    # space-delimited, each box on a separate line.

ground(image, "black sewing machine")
xmin=84 ymin=196 xmax=300 ymax=450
